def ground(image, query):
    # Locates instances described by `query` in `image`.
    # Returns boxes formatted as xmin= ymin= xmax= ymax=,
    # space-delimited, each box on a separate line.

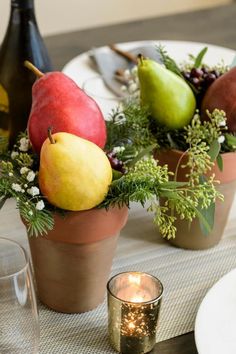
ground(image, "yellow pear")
xmin=39 ymin=131 xmax=112 ymax=211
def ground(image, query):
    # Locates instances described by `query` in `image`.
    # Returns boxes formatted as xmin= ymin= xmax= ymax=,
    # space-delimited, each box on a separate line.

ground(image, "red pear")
xmin=201 ymin=67 xmax=236 ymax=132
xmin=26 ymin=64 xmax=106 ymax=154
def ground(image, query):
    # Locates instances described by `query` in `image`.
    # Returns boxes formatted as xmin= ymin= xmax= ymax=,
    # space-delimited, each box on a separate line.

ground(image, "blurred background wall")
xmin=0 ymin=0 xmax=231 ymax=42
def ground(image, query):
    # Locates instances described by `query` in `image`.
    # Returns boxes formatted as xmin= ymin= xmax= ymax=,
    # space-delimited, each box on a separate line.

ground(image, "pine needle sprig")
xmin=105 ymin=103 xmax=156 ymax=155
xmin=156 ymin=45 xmax=184 ymax=78
xmin=17 ymin=200 xmax=54 ymax=237
xmin=0 ymin=135 xmax=54 ymax=237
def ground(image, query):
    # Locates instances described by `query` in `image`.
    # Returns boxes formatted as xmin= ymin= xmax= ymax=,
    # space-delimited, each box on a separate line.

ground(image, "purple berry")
xmin=191 ymin=68 xmax=203 ymax=78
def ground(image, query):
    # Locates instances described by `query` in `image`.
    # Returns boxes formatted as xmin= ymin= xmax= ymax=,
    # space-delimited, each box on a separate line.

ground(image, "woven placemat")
xmin=1 ymin=200 xmax=236 ymax=353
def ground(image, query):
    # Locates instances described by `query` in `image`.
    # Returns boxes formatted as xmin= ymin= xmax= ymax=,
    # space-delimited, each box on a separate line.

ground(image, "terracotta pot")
xmin=156 ymin=149 xmax=236 ymax=250
xmin=25 ymin=206 xmax=128 ymax=313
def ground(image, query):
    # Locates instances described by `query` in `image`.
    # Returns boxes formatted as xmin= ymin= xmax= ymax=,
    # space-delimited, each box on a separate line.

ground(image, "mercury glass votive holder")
xmin=107 ymin=271 xmax=163 ymax=354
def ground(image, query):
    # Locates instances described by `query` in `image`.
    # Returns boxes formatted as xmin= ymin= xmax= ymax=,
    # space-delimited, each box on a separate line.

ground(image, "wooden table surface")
xmin=43 ymin=4 xmax=236 ymax=352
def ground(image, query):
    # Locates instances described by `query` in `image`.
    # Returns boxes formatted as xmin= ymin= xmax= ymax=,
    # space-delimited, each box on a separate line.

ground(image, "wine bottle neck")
xmin=11 ymin=0 xmax=34 ymax=10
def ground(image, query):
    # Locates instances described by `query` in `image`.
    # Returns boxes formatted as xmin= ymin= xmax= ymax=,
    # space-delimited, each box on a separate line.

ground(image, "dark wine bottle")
xmin=0 ymin=0 xmax=52 ymax=151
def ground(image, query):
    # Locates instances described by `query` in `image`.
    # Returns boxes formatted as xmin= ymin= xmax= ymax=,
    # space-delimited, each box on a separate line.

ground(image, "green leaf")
xmin=198 ymin=202 xmax=215 ymax=236
xmin=112 ymin=169 xmax=123 ymax=180
xmin=164 ymin=188 xmax=213 ymax=235
xmin=194 ymin=47 xmax=208 ymax=68
xmin=230 ymin=54 xmax=236 ymax=68
xmin=208 ymin=138 xmax=220 ymax=162
xmin=225 ymin=133 xmax=236 ymax=148
xmin=216 ymin=154 xmax=223 ymax=171
xmin=199 ymin=175 xmax=207 ymax=184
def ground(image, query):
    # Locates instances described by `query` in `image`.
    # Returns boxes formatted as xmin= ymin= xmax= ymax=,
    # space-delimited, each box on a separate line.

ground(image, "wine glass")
xmin=0 ymin=237 xmax=39 ymax=353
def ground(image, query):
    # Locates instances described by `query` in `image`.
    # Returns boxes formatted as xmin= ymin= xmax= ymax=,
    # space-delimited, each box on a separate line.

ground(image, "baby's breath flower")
xmin=20 ymin=167 xmax=29 ymax=175
xmin=113 ymin=146 xmax=125 ymax=154
xmin=36 ymin=200 xmax=45 ymax=210
xmin=8 ymin=172 xmax=13 ymax=177
xmin=19 ymin=137 xmax=29 ymax=152
xmin=128 ymin=82 xmax=138 ymax=93
xmin=218 ymin=135 xmax=225 ymax=144
xmin=123 ymin=69 xmax=131 ymax=79
xmin=12 ymin=183 xmax=23 ymax=192
xmin=11 ymin=151 xmax=19 ymax=159
xmin=219 ymin=120 xmax=226 ymax=127
xmin=27 ymin=186 xmax=40 ymax=196
xmin=28 ymin=210 xmax=33 ymax=216
xmin=26 ymin=171 xmax=35 ymax=182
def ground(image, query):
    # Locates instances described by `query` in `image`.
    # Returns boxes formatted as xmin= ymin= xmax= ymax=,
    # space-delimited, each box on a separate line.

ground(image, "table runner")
xmin=1 ymin=199 xmax=236 ymax=353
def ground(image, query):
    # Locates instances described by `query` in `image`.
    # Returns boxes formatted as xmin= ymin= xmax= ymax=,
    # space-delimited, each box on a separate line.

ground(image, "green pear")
xmin=39 ymin=131 xmax=112 ymax=211
xmin=138 ymin=58 xmax=196 ymax=129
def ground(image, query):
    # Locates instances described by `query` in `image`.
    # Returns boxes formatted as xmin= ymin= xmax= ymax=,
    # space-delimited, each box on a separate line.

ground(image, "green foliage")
xmin=151 ymin=109 xmax=232 ymax=175
xmin=17 ymin=200 xmax=54 ymax=237
xmin=156 ymin=45 xmax=184 ymax=79
xmin=182 ymin=109 xmax=227 ymax=184
xmin=105 ymin=103 xmax=156 ymax=163
xmin=193 ymin=47 xmax=208 ymax=68
xmin=101 ymin=158 xmax=221 ymax=239
xmin=208 ymin=139 xmax=221 ymax=162
xmin=0 ymin=134 xmax=54 ymax=237
xmin=104 ymin=89 xmax=230 ymax=238
xmin=224 ymin=133 xmax=236 ymax=151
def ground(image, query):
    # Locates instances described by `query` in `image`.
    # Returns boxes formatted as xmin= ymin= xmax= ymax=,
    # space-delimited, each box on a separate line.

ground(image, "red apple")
xmin=201 ymin=67 xmax=236 ymax=132
xmin=27 ymin=72 xmax=106 ymax=154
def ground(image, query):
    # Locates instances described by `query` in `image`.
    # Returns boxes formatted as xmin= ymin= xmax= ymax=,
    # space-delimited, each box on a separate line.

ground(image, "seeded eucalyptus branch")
xmin=100 ymin=158 xmax=221 ymax=239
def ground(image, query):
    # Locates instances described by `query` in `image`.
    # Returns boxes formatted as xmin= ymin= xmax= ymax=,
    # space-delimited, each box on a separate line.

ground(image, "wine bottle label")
xmin=0 ymin=84 xmax=9 ymax=113
xmin=0 ymin=84 xmax=10 ymax=152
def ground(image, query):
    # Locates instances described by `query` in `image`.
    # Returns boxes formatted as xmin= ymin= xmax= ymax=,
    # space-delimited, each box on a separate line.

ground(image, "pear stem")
xmin=24 ymin=60 xmax=44 ymax=78
xmin=48 ymin=127 xmax=55 ymax=144
xmin=137 ymin=54 xmax=144 ymax=65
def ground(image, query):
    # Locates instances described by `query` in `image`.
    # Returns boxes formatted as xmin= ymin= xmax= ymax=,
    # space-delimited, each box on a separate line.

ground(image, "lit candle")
xmin=107 ymin=271 xmax=163 ymax=354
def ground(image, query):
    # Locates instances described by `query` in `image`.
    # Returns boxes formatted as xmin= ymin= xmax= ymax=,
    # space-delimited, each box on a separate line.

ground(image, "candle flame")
xmin=128 ymin=274 xmax=141 ymax=285
xmin=130 ymin=295 xmax=145 ymax=303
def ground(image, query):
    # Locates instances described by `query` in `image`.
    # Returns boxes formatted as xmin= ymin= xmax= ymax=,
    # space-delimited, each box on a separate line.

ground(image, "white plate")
xmin=62 ymin=39 xmax=235 ymax=85
xmin=195 ymin=268 xmax=236 ymax=354
xmin=62 ymin=40 xmax=235 ymax=116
